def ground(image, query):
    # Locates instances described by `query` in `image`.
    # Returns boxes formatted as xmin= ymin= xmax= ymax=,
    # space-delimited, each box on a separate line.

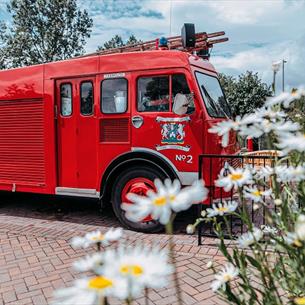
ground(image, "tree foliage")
xmin=97 ymin=34 xmax=142 ymax=51
xmin=219 ymin=71 xmax=272 ymax=116
xmin=0 ymin=22 xmax=7 ymax=69
xmin=2 ymin=0 xmax=93 ymax=68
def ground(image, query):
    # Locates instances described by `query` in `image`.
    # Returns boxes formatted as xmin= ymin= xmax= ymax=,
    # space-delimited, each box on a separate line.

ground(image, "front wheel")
xmin=111 ymin=165 xmax=168 ymax=233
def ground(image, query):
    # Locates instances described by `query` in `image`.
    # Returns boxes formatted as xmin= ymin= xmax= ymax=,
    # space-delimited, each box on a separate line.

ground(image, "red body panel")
xmin=0 ymin=50 xmax=237 ymax=196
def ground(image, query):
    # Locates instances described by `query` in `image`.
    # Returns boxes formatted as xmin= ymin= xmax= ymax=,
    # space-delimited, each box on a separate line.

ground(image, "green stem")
xmin=145 ymin=287 xmax=149 ymax=305
xmin=165 ymin=216 xmax=183 ymax=305
xmin=126 ymin=298 xmax=132 ymax=305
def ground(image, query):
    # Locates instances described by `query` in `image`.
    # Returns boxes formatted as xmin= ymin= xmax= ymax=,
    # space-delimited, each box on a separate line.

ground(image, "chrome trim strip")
xmin=156 ymin=116 xmax=191 ymax=122
xmin=131 ymin=147 xmax=198 ymax=185
xmin=55 ymin=187 xmax=100 ymax=198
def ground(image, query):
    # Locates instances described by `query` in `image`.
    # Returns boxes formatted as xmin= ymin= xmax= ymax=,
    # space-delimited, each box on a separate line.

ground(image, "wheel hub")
xmin=121 ymin=178 xmax=155 ymax=223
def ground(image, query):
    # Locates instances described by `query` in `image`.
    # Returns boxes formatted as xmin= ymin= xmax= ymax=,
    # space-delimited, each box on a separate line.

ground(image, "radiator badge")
xmin=156 ymin=117 xmax=191 ymax=152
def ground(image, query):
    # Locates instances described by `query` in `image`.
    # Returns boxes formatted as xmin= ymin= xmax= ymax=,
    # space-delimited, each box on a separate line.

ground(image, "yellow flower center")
xmin=223 ymin=274 xmax=233 ymax=282
xmin=294 ymin=297 xmax=305 ymax=305
xmin=252 ymin=190 xmax=262 ymax=197
xmin=120 ymin=264 xmax=143 ymax=276
xmin=169 ymin=195 xmax=176 ymax=202
xmin=90 ymin=233 xmax=104 ymax=241
xmin=217 ymin=207 xmax=229 ymax=213
xmin=153 ymin=196 xmax=167 ymax=206
xmin=293 ymin=239 xmax=303 ymax=248
xmin=88 ymin=276 xmax=113 ymax=290
xmin=229 ymin=173 xmax=243 ymax=181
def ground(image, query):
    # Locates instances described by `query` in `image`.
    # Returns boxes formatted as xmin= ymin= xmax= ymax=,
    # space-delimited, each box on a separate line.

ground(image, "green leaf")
xmin=245 ymin=254 xmax=262 ymax=270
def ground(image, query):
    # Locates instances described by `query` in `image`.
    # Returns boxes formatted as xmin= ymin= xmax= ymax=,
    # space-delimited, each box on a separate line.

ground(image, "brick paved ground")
xmin=0 ymin=191 xmax=227 ymax=305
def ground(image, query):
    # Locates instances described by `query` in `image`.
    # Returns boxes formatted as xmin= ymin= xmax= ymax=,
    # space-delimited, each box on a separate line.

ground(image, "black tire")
xmin=111 ymin=165 xmax=168 ymax=233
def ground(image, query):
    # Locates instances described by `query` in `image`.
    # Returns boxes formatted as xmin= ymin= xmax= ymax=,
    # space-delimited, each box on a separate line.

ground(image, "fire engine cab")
xmin=0 ymin=24 xmax=237 ymax=232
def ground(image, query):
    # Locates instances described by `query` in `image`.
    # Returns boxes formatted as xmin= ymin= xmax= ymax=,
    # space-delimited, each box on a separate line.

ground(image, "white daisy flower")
xmin=295 ymin=215 xmax=305 ymax=241
xmin=238 ymin=106 xmax=298 ymax=140
xmin=266 ymin=88 xmax=305 ymax=108
xmin=101 ymin=245 xmax=173 ymax=298
xmin=277 ymin=165 xmax=305 ymax=183
xmin=73 ymin=253 xmax=104 ymax=273
xmin=122 ymin=179 xmax=208 ymax=225
xmin=255 ymin=107 xmax=286 ymax=120
xmin=241 ymin=119 xmax=297 ymax=140
xmin=206 ymin=201 xmax=238 ymax=217
xmin=208 ymin=118 xmax=241 ymax=147
xmin=215 ymin=166 xmax=253 ymax=192
xmin=284 ymin=232 xmax=303 ymax=248
xmin=237 ymin=227 xmax=263 ymax=248
xmin=273 ymin=120 xmax=300 ymax=138
xmin=71 ymin=227 xmax=123 ymax=249
xmin=261 ymin=225 xmax=278 ymax=235
xmin=211 ymin=263 xmax=239 ymax=292
xmin=52 ymin=276 xmax=128 ymax=305
xmin=277 ymin=132 xmax=305 ymax=154
xmin=265 ymin=91 xmax=294 ymax=108
xmin=256 ymin=165 xmax=305 ymax=183
xmin=243 ymin=186 xmax=272 ymax=203
xmin=239 ymin=125 xmax=265 ymax=139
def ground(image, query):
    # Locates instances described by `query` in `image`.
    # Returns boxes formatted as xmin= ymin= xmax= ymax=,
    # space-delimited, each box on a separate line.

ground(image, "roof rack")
xmin=80 ymin=30 xmax=228 ymax=58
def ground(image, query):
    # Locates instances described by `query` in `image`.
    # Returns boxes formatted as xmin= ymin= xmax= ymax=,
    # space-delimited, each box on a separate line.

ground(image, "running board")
xmin=55 ymin=187 xmax=100 ymax=198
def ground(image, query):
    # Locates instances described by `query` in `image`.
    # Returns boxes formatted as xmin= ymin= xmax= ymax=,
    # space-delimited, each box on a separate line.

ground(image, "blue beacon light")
xmin=159 ymin=37 xmax=168 ymax=47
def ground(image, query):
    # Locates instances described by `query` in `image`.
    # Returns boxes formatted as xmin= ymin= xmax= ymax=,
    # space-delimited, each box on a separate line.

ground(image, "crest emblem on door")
xmin=155 ymin=116 xmax=191 ymax=152
xmin=161 ymin=123 xmax=185 ymax=144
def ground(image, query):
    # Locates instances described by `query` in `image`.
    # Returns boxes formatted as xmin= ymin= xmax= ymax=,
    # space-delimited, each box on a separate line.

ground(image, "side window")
xmin=101 ymin=78 xmax=128 ymax=114
xmin=60 ymin=83 xmax=72 ymax=116
xmin=80 ymin=81 xmax=93 ymax=115
xmin=137 ymin=76 xmax=169 ymax=112
xmin=172 ymin=74 xmax=194 ymax=115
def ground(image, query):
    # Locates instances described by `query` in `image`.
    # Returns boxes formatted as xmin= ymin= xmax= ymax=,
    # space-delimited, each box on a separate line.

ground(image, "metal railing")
xmin=197 ymin=153 xmax=281 ymax=245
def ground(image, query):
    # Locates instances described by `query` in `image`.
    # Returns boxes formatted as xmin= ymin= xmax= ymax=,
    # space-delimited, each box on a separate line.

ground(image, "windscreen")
xmin=195 ymin=72 xmax=231 ymax=118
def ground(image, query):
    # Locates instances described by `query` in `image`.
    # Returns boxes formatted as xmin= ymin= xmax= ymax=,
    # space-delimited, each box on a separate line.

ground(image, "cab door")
xmin=56 ymin=77 xmax=97 ymax=190
xmin=131 ymin=70 xmax=203 ymax=174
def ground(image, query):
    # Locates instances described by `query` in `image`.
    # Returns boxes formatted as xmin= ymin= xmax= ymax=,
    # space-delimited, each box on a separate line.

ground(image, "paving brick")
xmin=0 ymin=194 xmax=230 ymax=305
xmin=2 ymin=291 xmax=17 ymax=303
xmin=31 ymin=294 xmax=47 ymax=305
xmin=14 ymin=283 xmax=28 ymax=294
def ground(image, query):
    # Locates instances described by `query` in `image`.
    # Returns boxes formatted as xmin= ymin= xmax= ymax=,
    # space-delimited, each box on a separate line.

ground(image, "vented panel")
xmin=100 ymin=118 xmax=129 ymax=142
xmin=0 ymin=99 xmax=46 ymax=184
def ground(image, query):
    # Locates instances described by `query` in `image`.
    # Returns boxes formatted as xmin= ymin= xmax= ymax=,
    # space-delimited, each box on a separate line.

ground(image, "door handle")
xmin=132 ymin=115 xmax=144 ymax=128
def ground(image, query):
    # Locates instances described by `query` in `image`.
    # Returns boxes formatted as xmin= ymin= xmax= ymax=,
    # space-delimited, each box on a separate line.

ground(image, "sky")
xmin=1 ymin=0 xmax=305 ymax=91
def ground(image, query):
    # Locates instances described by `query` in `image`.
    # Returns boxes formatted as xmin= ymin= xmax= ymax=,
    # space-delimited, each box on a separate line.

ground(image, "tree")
xmin=2 ymin=0 xmax=93 ymax=68
xmin=0 ymin=22 xmax=7 ymax=69
xmin=219 ymin=71 xmax=272 ymax=116
xmin=97 ymin=34 xmax=142 ymax=51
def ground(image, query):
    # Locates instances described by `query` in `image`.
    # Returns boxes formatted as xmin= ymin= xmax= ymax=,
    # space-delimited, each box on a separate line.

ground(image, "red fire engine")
xmin=0 ymin=24 xmax=237 ymax=232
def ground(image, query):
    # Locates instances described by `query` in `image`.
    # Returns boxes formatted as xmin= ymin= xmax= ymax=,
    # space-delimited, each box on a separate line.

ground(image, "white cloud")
xmin=211 ymin=35 xmax=305 ymax=89
xmin=204 ymin=0 xmax=284 ymax=25
xmin=2 ymin=0 xmax=304 ymax=86
xmin=80 ymin=0 xmax=305 ymax=87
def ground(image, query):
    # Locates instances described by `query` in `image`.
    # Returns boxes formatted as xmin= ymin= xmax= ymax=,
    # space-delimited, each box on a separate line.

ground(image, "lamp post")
xmin=282 ymin=59 xmax=287 ymax=92
xmin=272 ymin=61 xmax=281 ymax=95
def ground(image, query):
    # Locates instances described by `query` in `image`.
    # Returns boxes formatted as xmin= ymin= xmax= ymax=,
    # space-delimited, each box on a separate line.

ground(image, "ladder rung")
xmin=78 ymin=31 xmax=228 ymax=58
